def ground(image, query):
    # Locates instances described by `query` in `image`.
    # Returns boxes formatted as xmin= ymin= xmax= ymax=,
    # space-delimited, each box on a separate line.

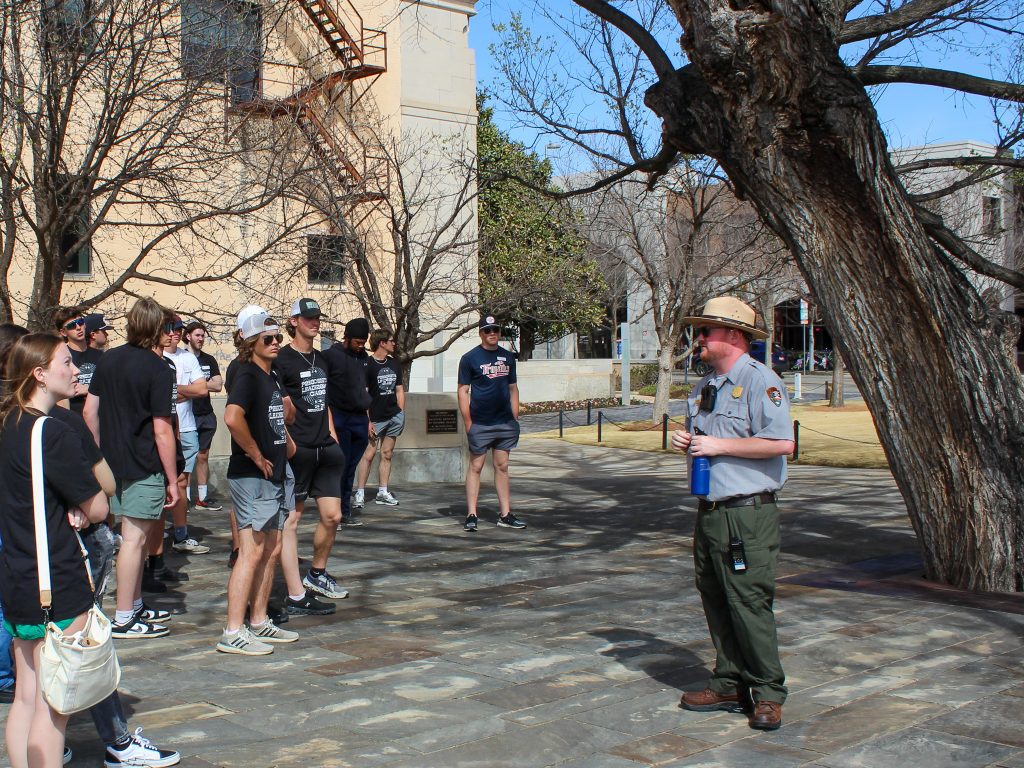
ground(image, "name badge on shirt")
xmin=300 ymin=370 xmax=311 ymax=378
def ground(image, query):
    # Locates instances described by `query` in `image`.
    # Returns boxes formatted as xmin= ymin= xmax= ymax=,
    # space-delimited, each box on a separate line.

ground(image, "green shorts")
xmin=110 ymin=473 xmax=166 ymax=520
xmin=3 ymin=617 xmax=75 ymax=641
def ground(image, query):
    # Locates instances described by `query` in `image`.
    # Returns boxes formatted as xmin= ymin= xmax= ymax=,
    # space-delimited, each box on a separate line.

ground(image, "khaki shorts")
xmin=110 ymin=473 xmax=166 ymax=520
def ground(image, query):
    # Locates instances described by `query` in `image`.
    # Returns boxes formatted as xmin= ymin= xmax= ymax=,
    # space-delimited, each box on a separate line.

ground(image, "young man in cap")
xmin=275 ymin=298 xmax=345 ymax=611
xmin=56 ymin=305 xmax=103 ymax=415
xmin=354 ymin=328 xmax=405 ymax=508
xmin=184 ymin=321 xmax=224 ymax=511
xmin=324 ymin=317 xmax=372 ymax=527
xmin=85 ymin=312 xmax=113 ymax=351
xmin=457 ymin=315 xmax=526 ymax=532
xmin=671 ymin=295 xmax=794 ymax=731
xmin=219 ymin=307 xmax=298 ymax=654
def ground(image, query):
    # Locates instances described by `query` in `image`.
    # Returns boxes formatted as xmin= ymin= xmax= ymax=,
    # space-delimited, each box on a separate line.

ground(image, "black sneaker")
xmin=463 ymin=515 xmax=478 ymax=532
xmin=497 ymin=513 xmax=527 ymax=529
xmin=285 ymin=592 xmax=336 ymax=616
xmin=268 ymin=603 xmax=289 ymax=625
xmin=137 ymin=604 xmax=171 ymax=623
xmin=153 ymin=565 xmax=188 ymax=582
xmin=111 ymin=616 xmax=169 ymax=639
xmin=141 ymin=571 xmax=167 ymax=593
xmin=193 ymin=498 xmax=223 ymax=511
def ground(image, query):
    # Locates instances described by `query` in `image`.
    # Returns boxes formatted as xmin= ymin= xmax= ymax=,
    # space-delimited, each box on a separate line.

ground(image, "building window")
xmin=982 ymin=196 xmax=1003 ymax=236
xmin=62 ymin=206 xmax=92 ymax=276
xmin=43 ymin=0 xmax=94 ymax=43
xmin=307 ymin=234 xmax=348 ymax=284
xmin=181 ymin=0 xmax=261 ymax=102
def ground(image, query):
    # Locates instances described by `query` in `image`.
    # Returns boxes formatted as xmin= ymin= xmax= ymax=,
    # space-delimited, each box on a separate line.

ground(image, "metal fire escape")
xmin=230 ymin=0 xmax=387 ymax=204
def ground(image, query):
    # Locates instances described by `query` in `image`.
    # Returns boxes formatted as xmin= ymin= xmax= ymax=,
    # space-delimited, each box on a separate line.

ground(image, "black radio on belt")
xmin=729 ymin=536 xmax=747 ymax=573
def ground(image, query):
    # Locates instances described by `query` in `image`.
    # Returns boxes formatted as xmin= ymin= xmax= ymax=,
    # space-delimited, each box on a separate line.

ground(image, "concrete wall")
xmin=206 ymin=392 xmax=473 ymax=491
xmin=514 ymin=359 xmax=613 ymax=402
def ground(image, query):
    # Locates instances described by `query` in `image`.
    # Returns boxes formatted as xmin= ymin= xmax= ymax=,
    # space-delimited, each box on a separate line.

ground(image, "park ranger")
xmin=671 ymin=296 xmax=795 ymax=731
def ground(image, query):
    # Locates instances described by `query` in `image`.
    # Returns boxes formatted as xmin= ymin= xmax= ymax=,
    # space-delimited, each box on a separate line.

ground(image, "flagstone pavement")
xmin=2 ymin=439 xmax=1022 ymax=767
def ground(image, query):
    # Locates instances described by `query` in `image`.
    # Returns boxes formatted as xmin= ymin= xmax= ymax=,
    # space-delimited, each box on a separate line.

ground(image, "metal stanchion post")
xmin=793 ymin=372 xmax=802 ymax=401
xmin=559 ymin=410 xmax=564 ymax=438
xmin=587 ymin=401 xmax=592 ymax=425
xmin=793 ymin=420 xmax=800 ymax=460
xmin=662 ymin=413 xmax=668 ymax=450
xmin=598 ymin=411 xmax=603 ymax=443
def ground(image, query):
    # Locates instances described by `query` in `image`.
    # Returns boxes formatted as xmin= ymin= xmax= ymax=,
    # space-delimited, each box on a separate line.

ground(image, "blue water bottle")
xmin=690 ymin=428 xmax=710 ymax=496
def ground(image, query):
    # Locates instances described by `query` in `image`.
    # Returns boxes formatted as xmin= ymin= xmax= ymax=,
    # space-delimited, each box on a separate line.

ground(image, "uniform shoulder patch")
xmin=766 ymin=386 xmax=782 ymax=406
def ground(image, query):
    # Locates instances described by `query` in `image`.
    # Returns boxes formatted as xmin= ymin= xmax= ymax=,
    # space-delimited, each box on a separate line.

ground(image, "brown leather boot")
xmin=679 ymin=688 xmax=742 ymax=712
xmin=750 ymin=700 xmax=783 ymax=730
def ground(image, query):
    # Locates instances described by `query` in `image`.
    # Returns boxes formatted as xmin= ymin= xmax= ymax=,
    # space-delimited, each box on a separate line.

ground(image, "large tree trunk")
xmin=652 ymin=341 xmax=675 ymax=423
xmin=649 ymin=0 xmax=1024 ymax=590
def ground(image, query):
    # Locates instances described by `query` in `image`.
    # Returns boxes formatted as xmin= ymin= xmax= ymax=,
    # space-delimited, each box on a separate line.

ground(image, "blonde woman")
xmin=0 ymin=334 xmax=109 ymax=768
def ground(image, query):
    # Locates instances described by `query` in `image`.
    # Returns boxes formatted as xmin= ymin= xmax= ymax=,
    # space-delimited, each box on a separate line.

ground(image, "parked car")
xmin=750 ymin=340 xmax=789 ymax=375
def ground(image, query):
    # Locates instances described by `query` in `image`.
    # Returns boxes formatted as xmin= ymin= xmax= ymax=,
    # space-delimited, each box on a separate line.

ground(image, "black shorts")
xmin=290 ymin=442 xmax=345 ymax=502
xmin=195 ymin=412 xmax=217 ymax=451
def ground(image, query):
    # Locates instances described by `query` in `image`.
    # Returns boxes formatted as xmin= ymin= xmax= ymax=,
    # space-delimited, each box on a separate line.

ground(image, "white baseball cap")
xmin=237 ymin=305 xmax=279 ymax=340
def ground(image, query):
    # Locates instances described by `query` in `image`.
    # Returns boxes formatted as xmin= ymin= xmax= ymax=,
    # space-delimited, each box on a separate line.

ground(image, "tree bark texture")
xmin=648 ymin=0 xmax=1024 ymax=590
xmin=653 ymin=340 xmax=676 ymax=422
xmin=829 ymin=354 xmax=845 ymax=408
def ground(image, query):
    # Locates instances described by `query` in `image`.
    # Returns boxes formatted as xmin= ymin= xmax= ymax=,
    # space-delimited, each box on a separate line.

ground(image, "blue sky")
xmin=469 ymin=1 xmax=1005 ymax=158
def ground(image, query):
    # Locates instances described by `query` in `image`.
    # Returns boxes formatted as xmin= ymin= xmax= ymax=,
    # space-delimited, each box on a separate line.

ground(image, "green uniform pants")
xmin=693 ymin=498 xmax=787 ymax=704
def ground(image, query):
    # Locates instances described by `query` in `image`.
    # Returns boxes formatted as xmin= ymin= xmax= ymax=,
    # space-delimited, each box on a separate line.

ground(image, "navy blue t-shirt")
xmin=458 ymin=345 xmax=517 ymax=425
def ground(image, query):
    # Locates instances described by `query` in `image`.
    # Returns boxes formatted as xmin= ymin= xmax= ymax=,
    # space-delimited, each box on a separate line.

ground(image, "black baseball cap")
xmin=291 ymin=298 xmax=321 ymax=318
xmin=84 ymin=313 xmax=112 ymax=333
xmin=479 ymin=314 xmax=501 ymax=331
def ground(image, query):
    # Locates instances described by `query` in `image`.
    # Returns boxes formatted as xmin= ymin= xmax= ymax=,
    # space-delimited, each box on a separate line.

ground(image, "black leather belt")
xmin=699 ymin=492 xmax=777 ymax=511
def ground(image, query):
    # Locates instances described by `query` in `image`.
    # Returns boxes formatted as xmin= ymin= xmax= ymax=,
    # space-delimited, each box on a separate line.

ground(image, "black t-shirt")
xmin=50 ymin=406 xmax=104 ymax=467
xmin=458 ymin=345 xmax=517 ymax=425
xmin=226 ymin=362 xmax=288 ymax=482
xmin=192 ymin=351 xmax=221 ymax=418
xmin=68 ymin=346 xmax=104 ymax=415
xmin=323 ymin=344 xmax=371 ymax=414
xmin=89 ymin=344 xmax=174 ymax=481
xmin=275 ymin=345 xmax=332 ymax=448
xmin=225 ymin=357 xmax=240 ymax=395
xmin=0 ymin=412 xmax=101 ymax=624
xmin=366 ymin=356 xmax=401 ymax=422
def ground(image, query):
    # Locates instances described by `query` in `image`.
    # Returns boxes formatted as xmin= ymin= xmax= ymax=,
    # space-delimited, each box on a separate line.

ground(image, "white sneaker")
xmin=216 ymin=626 xmax=273 ymax=656
xmin=104 ymin=727 xmax=181 ymax=767
xmin=353 ymin=490 xmax=365 ymax=509
xmin=374 ymin=490 xmax=399 ymax=506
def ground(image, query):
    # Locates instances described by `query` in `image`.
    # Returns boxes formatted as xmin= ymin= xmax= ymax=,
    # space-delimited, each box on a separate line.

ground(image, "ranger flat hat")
xmin=683 ymin=296 xmax=769 ymax=339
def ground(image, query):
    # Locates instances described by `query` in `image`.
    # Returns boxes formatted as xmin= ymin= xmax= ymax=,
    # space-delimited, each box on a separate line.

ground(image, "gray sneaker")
xmin=303 ymin=570 xmax=349 ymax=599
xmin=497 ymin=513 xmax=527 ymax=529
xmin=374 ymin=490 xmax=399 ymax=506
xmin=216 ymin=626 xmax=273 ymax=656
xmin=248 ymin=619 xmax=299 ymax=644
xmin=353 ymin=490 xmax=365 ymax=509
xmin=171 ymin=537 xmax=210 ymax=554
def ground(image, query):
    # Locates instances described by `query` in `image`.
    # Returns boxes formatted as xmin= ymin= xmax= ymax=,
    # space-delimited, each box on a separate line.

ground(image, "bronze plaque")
xmin=425 ymin=409 xmax=459 ymax=434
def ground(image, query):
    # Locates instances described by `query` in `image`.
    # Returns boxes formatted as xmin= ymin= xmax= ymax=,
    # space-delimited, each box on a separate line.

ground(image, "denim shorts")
xmin=180 ymin=429 xmax=200 ymax=474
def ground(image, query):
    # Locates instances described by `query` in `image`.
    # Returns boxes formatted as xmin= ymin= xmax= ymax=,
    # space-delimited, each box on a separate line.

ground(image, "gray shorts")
xmin=228 ymin=477 xmax=288 ymax=532
xmin=467 ymin=419 xmax=520 ymax=455
xmin=373 ymin=411 xmax=405 ymax=440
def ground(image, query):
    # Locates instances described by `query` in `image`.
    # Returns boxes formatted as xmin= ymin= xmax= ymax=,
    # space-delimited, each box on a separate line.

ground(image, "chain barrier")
xmin=797 ymin=423 xmax=879 ymax=446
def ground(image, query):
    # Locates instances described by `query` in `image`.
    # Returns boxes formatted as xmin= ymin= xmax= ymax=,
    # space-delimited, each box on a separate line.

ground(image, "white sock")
xmin=133 ymin=598 xmax=143 ymax=612
xmin=289 ymin=592 xmax=306 ymax=602
xmin=198 ymin=484 xmax=208 ymax=501
xmin=115 ymin=610 xmax=134 ymax=624
xmin=186 ymin=487 xmax=192 ymax=501
xmin=379 ymin=486 xmax=387 ymax=494
xmin=224 ymin=627 xmax=240 ymax=636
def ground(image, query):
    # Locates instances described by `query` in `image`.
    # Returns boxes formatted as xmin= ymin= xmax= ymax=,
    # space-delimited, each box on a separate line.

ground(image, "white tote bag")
xmin=31 ymin=416 xmax=121 ymax=714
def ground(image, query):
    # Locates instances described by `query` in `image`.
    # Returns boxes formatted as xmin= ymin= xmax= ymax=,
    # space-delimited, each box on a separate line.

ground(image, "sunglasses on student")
xmin=261 ymin=333 xmax=283 ymax=346
xmin=163 ymin=322 xmax=183 ymax=333
xmin=63 ymin=317 xmax=86 ymax=330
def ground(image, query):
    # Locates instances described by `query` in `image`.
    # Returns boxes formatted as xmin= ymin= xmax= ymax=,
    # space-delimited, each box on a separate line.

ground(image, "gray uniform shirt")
xmin=686 ymin=352 xmax=793 ymax=501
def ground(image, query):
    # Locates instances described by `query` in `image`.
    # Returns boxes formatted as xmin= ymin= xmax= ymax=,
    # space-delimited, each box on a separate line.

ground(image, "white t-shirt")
xmin=165 ymin=347 xmax=203 ymax=433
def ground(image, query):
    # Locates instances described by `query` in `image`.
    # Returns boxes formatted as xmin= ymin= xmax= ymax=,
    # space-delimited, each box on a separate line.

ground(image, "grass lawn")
xmin=524 ymin=401 xmax=887 ymax=469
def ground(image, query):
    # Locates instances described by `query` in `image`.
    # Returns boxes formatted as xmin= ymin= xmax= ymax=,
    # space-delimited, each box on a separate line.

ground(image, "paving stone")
xmin=659 ymin=738 xmax=824 ymax=767
xmin=922 ymin=694 xmax=1024 ymax=748
xmin=818 ymin=727 xmax=1017 ymax=768
xmin=608 ymin=732 xmax=716 ymax=764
